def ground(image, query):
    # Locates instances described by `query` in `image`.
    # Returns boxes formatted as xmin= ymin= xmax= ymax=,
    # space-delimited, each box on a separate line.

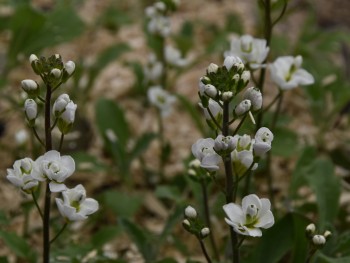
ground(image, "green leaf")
xmin=155 ymin=185 xmax=182 ymax=202
xmin=0 ymin=230 xmax=36 ymax=261
xmin=160 ymin=204 xmax=185 ymax=241
xmin=289 ymin=146 xmax=317 ymax=197
xmin=92 ymin=226 xmax=121 ymax=248
xmin=176 ymin=94 xmax=205 ymax=135
xmin=71 ymin=152 xmax=107 ymax=172
xmin=306 ymin=159 xmax=340 ymax=228
xmin=89 ymin=43 xmax=130 ymax=83
xmin=317 ymin=253 xmax=350 ymax=263
xmin=271 ymin=127 xmax=299 ymax=157
xmin=103 ymin=191 xmax=142 ymax=217
xmin=96 ymin=98 xmax=129 ymax=148
xmin=129 ymin=133 xmax=157 ymax=161
xmin=127 ymin=61 xmax=146 ymax=96
xmin=245 ymin=214 xmax=294 ymax=263
xmin=119 ymin=218 xmax=157 ymax=261
xmin=173 ymin=21 xmax=194 ymax=55
xmin=0 ymin=257 xmax=9 ymax=263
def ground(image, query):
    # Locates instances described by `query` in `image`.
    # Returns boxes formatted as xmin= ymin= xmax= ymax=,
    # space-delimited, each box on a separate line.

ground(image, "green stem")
xmin=306 ymin=248 xmax=317 ymax=263
xmin=158 ymin=36 xmax=167 ymax=89
xmin=157 ymin=110 xmax=165 ymax=180
xmin=43 ymin=84 xmax=53 ymax=263
xmin=207 ymin=107 xmax=222 ymax=131
xmin=199 ymin=239 xmax=212 ymax=263
xmin=32 ymin=191 xmax=43 ymax=220
xmin=50 ymin=223 xmax=68 ymax=244
xmin=38 ymin=96 xmax=46 ymax=103
xmin=271 ymin=0 xmax=288 ymax=27
xmin=58 ymin=133 xmax=64 ymax=152
xmin=50 ymin=118 xmax=58 ymax=131
xmin=201 ymin=181 xmax=220 ymax=262
xmin=263 ymin=91 xmax=282 ymax=113
xmin=32 ymin=127 xmax=45 ymax=148
xmin=222 ymin=102 xmax=239 ymax=263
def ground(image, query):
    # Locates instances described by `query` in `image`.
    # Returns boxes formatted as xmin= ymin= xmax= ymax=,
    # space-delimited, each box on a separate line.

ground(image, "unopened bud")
xmin=21 ymin=79 xmax=39 ymax=97
xmin=244 ymin=87 xmax=262 ymax=111
xmin=241 ymin=70 xmax=251 ymax=83
xmin=207 ymin=63 xmax=219 ymax=74
xmin=184 ymin=206 xmax=197 ymax=219
xmin=24 ymin=99 xmax=38 ymax=126
xmin=51 ymin=68 xmax=61 ymax=79
xmin=204 ymin=84 xmax=217 ymax=98
xmin=64 ymin=61 xmax=75 ymax=75
xmin=189 ymin=159 xmax=201 ymax=168
xmin=323 ymin=230 xmax=332 ymax=240
xmin=235 ymin=99 xmax=251 ymax=116
xmin=188 ymin=169 xmax=197 ymax=176
xmin=222 ymin=91 xmax=233 ymax=101
xmin=29 ymin=54 xmax=38 ymax=64
xmin=312 ymin=235 xmax=326 ymax=246
xmin=200 ymin=227 xmax=210 ymax=238
xmin=305 ymin=223 xmax=316 ymax=236
xmin=224 ymin=56 xmax=242 ymax=71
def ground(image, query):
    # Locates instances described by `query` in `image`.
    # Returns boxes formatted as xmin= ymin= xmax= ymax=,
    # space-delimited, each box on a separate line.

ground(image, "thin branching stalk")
xmin=32 ymin=127 xmax=45 ymax=148
xmin=32 ymin=191 xmax=43 ymax=220
xmin=306 ymin=248 xmax=317 ymax=263
xmin=232 ymin=114 xmax=247 ymax=136
xmin=199 ymin=239 xmax=212 ymax=263
xmin=157 ymin=110 xmax=165 ymax=180
xmin=201 ymin=181 xmax=220 ymax=261
xmin=50 ymin=223 xmax=68 ymax=244
xmin=208 ymin=107 xmax=222 ymax=131
xmin=58 ymin=133 xmax=64 ymax=152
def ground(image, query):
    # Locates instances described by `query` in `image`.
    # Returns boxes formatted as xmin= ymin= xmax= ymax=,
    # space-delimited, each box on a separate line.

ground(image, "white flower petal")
xmin=256 ymin=210 xmax=274 ymax=229
xmin=223 ymin=203 xmax=244 ymax=224
xmin=49 ymin=182 xmax=67 ymax=192
xmin=242 ymin=194 xmax=262 ymax=213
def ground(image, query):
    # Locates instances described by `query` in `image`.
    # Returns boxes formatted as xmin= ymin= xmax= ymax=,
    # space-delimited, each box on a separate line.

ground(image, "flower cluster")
xmin=6 ymin=54 xmax=98 ymax=222
xmin=182 ymin=206 xmax=210 ymax=239
xmin=145 ymin=0 xmax=180 ymax=37
xmin=305 ymin=223 xmax=332 ymax=248
xmin=192 ymin=127 xmax=273 ymax=175
xmin=225 ymin=34 xmax=314 ymax=90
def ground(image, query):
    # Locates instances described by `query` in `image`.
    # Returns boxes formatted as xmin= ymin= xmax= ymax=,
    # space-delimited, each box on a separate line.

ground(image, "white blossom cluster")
xmin=6 ymin=150 xmax=98 ymax=221
xmin=224 ymin=34 xmax=314 ymax=90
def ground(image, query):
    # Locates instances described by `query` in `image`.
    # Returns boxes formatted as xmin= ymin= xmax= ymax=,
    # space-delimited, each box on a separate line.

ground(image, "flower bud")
xmin=222 ymin=91 xmax=233 ymax=101
xmin=224 ymin=56 xmax=242 ymax=71
xmin=235 ymin=99 xmax=251 ymax=116
xmin=241 ymin=70 xmax=251 ymax=83
xmin=53 ymin=94 xmax=70 ymax=117
xmin=24 ymin=99 xmax=37 ymax=126
xmin=214 ymin=135 xmax=236 ymax=153
xmin=204 ymin=84 xmax=217 ymax=98
xmin=244 ymin=87 xmax=262 ymax=111
xmin=200 ymin=227 xmax=210 ymax=238
xmin=182 ymin=219 xmax=191 ymax=232
xmin=51 ymin=68 xmax=62 ymax=79
xmin=189 ymin=159 xmax=201 ymax=168
xmin=29 ymin=54 xmax=38 ymax=64
xmin=323 ymin=230 xmax=332 ymax=240
xmin=62 ymin=61 xmax=76 ymax=83
xmin=312 ymin=235 xmax=326 ymax=246
xmin=184 ymin=206 xmax=197 ymax=219
xmin=57 ymin=101 xmax=77 ymax=134
xmin=21 ymin=79 xmax=39 ymax=97
xmin=207 ymin=63 xmax=219 ymax=74
xmin=305 ymin=223 xmax=316 ymax=236
xmin=188 ymin=169 xmax=197 ymax=176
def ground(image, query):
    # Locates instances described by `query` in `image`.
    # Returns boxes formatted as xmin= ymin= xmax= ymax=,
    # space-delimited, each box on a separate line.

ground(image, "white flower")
xmin=144 ymin=56 xmax=163 ymax=82
xmin=32 ymin=150 xmax=75 ymax=192
xmin=223 ymin=194 xmax=274 ymax=237
xmin=253 ymin=127 xmax=273 ymax=157
xmin=269 ymin=55 xmax=314 ymax=90
xmin=184 ymin=206 xmax=197 ymax=219
xmin=56 ymin=184 xmax=99 ymax=221
xmin=148 ymin=86 xmax=176 ymax=117
xmin=64 ymin=61 xmax=75 ymax=76
xmin=224 ymin=35 xmax=269 ymax=69
xmin=24 ymin=99 xmax=38 ymax=121
xmin=224 ymin=56 xmax=242 ymax=71
xmin=199 ymin=99 xmax=222 ymax=120
xmin=61 ymin=101 xmax=77 ymax=124
xmin=235 ymin=99 xmax=251 ymax=116
xmin=231 ymin=135 xmax=258 ymax=175
xmin=147 ymin=15 xmax=171 ymax=37
xmin=244 ymin=87 xmax=262 ymax=111
xmin=191 ymin=138 xmax=221 ymax=171
xmin=165 ymin=45 xmax=189 ymax=67
xmin=214 ymin=135 xmax=236 ymax=152
xmin=6 ymin=158 xmax=39 ymax=193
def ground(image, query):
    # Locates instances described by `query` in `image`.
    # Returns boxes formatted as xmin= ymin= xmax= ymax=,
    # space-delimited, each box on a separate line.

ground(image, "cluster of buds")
xmin=21 ymin=54 xmax=77 ymax=133
xmin=191 ymin=127 xmax=273 ymax=176
xmin=182 ymin=206 xmax=210 ymax=239
xmin=305 ymin=223 xmax=331 ymax=249
xmin=198 ymin=56 xmax=262 ymax=128
xmin=144 ymin=0 xmax=179 ymax=37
